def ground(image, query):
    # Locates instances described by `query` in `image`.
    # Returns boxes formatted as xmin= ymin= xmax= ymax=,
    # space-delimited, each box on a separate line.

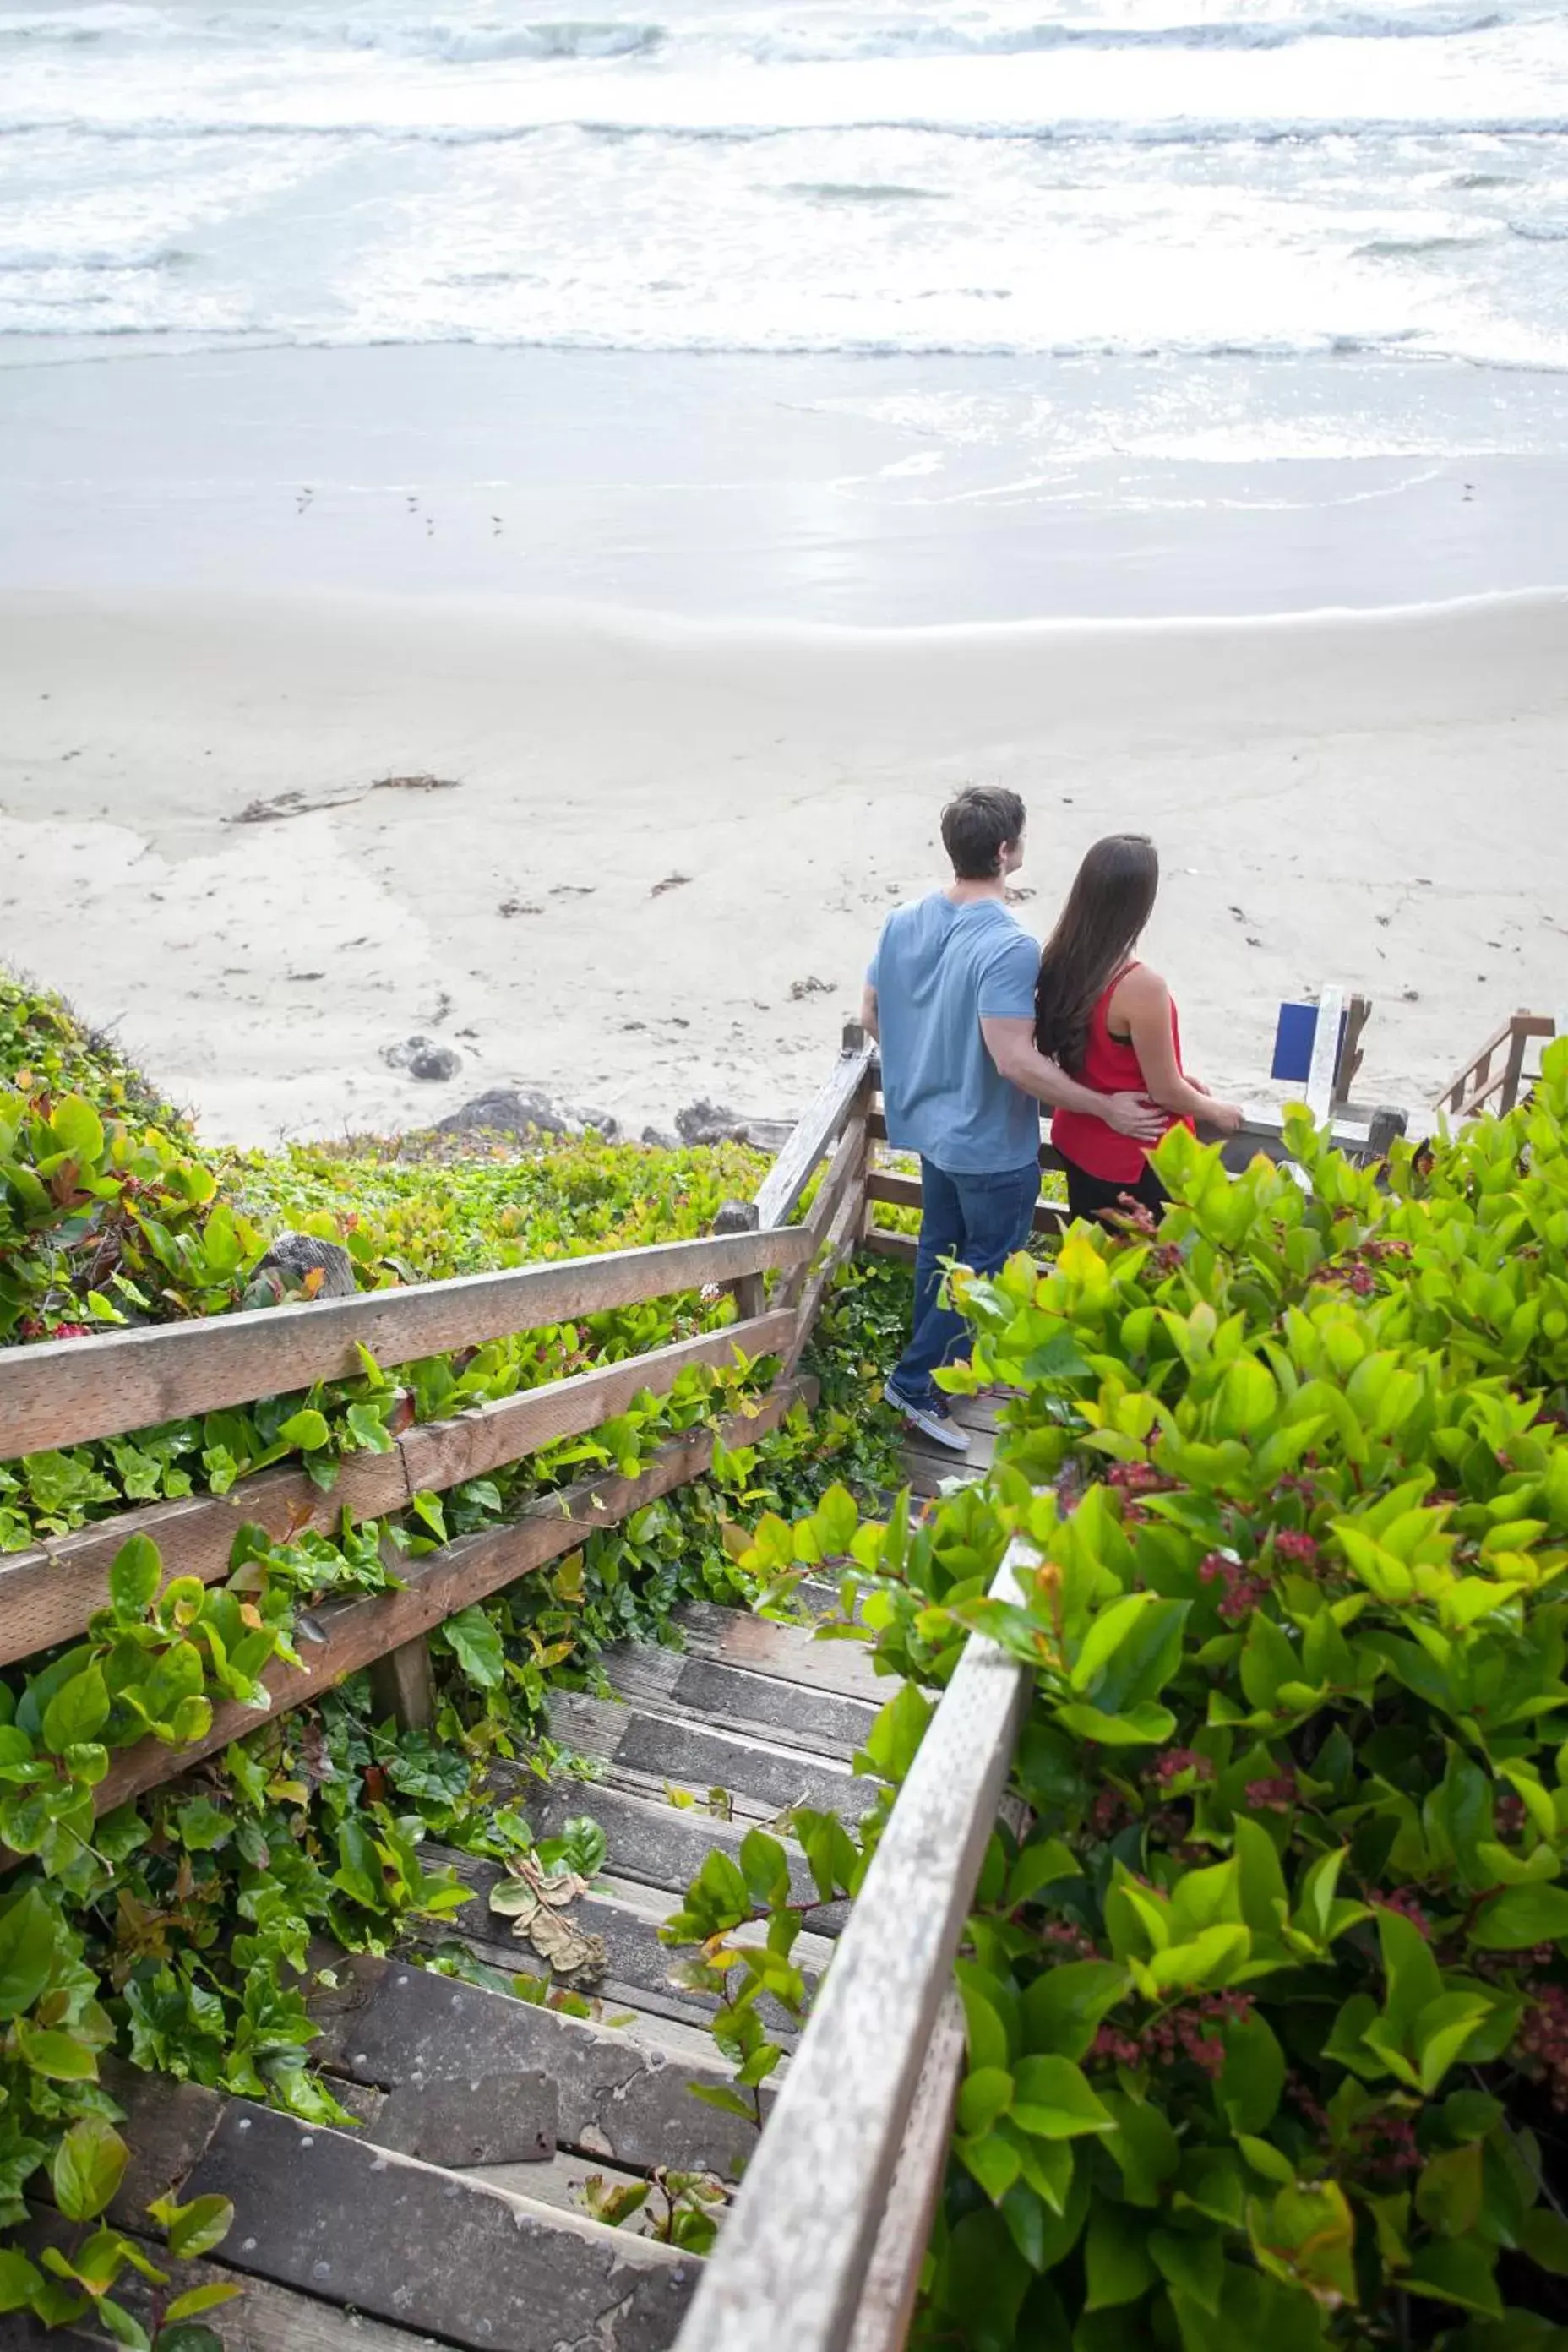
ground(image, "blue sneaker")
xmin=884 ymin=1380 xmax=972 ymax=1456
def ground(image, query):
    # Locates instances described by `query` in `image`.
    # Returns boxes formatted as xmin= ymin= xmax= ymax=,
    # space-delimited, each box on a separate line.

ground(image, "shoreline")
xmin=3 ymin=585 xmax=1565 ymax=1149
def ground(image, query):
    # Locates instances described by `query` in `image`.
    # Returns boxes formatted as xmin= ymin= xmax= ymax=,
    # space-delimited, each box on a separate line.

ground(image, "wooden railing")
xmin=676 ymin=1541 xmax=1036 ymax=2352
xmin=0 ymin=1023 xmax=879 ymax=1829
xmin=1435 ymin=1009 xmax=1565 ymax=1124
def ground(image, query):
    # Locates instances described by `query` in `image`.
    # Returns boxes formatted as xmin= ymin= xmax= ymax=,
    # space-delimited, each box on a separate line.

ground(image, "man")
xmin=861 ymin=785 xmax=1163 ymax=1455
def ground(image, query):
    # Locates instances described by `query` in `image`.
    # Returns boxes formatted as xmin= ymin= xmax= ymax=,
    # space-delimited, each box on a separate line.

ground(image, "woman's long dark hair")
xmin=1034 ymin=834 xmax=1161 ymax=1074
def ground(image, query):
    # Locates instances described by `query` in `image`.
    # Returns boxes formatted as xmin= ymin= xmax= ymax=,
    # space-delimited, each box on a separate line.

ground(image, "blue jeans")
xmin=890 ymin=1157 xmax=1041 ymax=1409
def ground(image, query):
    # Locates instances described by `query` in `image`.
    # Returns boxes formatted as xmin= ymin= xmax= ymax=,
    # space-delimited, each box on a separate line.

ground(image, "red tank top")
xmin=1051 ymin=964 xmax=1190 ymax=1182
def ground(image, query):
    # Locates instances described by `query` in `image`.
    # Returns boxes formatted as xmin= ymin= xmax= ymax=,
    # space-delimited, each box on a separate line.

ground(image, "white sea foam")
xmin=0 ymin=0 xmax=1565 ymax=442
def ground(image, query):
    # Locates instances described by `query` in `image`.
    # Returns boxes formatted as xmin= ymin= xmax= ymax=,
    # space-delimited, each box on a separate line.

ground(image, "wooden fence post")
xmin=714 ymin=1200 xmax=766 ymax=1324
xmin=1365 ymin=1106 xmax=1407 ymax=1163
xmin=367 ymin=1538 xmax=435 ymax=1731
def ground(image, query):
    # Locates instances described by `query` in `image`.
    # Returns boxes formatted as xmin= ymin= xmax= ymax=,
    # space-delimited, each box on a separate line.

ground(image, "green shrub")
xmin=693 ymin=1045 xmax=1568 ymax=2352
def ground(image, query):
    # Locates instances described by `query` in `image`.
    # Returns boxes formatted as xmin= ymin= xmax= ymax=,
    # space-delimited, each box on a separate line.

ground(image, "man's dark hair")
xmin=940 ymin=786 xmax=1026 ymax=881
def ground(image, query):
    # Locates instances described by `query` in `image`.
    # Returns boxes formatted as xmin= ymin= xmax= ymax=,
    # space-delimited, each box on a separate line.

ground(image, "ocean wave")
xmin=6 ymin=109 xmax=1568 ymax=147
xmin=1 ymin=309 xmax=1564 ymax=374
xmin=1509 ymin=215 xmax=1568 ymax=237
xmin=0 ymin=1 xmax=1522 ymax=61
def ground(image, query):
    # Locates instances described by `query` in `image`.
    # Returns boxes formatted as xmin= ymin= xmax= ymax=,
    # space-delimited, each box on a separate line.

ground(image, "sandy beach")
xmin=3 ymin=585 xmax=1565 ymax=1146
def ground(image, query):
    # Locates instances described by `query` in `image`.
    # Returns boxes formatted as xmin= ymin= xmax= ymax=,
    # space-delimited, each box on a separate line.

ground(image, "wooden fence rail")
xmin=674 ymin=1540 xmax=1036 ymax=2352
xmin=0 ymin=1021 xmax=874 ymax=1843
xmin=0 ymin=1224 xmax=809 ymax=1458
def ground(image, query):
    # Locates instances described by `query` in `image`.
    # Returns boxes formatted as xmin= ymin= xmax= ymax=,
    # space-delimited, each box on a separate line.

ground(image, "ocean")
xmin=2 ymin=0 xmax=1567 ymax=613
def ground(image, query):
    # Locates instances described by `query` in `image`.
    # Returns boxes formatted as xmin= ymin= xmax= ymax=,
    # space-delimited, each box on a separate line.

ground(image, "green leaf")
xmin=1518 ymin=2206 xmax=1568 ymax=2277
xmin=957 ymin=2129 xmax=1022 ymax=2205
xmin=1152 ymin=2226 xmax=1225 ymax=2316
xmin=159 ymin=2194 xmax=235 ymax=2261
xmin=51 ymin=1092 xmax=105 ymax=1162
xmin=174 ymin=1797 xmax=232 ymax=1854
xmin=1010 ymin=2054 xmax=1115 ymax=2139
xmin=1404 ymin=2236 xmax=1504 ymax=2317
xmin=1084 ymin=2196 xmax=1157 ymax=2310
xmin=956 ymin=2067 xmax=1015 ymax=2137
xmin=276 ymin=1407 xmax=330 ymax=1452
xmin=1218 ymin=2011 xmax=1285 ymax=2135
xmin=1020 ymin=1961 xmax=1129 ymax=2061
xmin=1237 ymin=2135 xmax=1295 ymax=2186
xmin=16 ymin=2021 xmax=98 ymax=2080
xmin=1006 ymin=1838 xmax=1081 ymax=1907
xmin=331 ymin=1818 xmax=385 ymax=1912
xmin=1376 ymin=1903 xmax=1443 ymax=2036
xmin=42 ymin=1662 xmax=110 ymax=1754
xmin=53 ymin=2117 xmax=129 ymax=2223
xmin=0 ymin=2247 xmax=45 ymax=2311
xmin=163 ymin=2284 xmax=242 ymax=2322
xmin=860 ymin=1683 xmax=932 ymax=1786
xmin=441 ymin=1605 xmax=505 ymax=1690
xmin=1415 ymin=2143 xmax=1484 ymax=2239
xmin=109 ymin=1534 xmax=163 ymax=1617
xmin=1056 ymin=1701 xmax=1176 ymax=1747
xmin=0 ymin=1885 xmax=58 ymax=2019
xmin=1471 ymin=1881 xmax=1568 ymax=1949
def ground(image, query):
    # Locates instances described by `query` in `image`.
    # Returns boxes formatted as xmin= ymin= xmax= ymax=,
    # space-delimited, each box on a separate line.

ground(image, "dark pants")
xmin=1061 ymin=1155 xmax=1168 ymax=1225
xmin=890 ymin=1157 xmax=1041 ymax=1409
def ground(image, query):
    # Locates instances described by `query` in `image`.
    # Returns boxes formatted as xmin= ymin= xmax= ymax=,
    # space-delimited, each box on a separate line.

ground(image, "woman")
xmin=1034 ymin=833 xmax=1244 ymax=1224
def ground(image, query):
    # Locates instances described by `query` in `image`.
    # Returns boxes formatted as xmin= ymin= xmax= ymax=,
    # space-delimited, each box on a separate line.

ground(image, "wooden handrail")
xmin=1436 ymin=1011 xmax=1557 ymax=1119
xmin=0 ymin=1225 xmax=811 ymax=1457
xmin=754 ymin=1027 xmax=877 ymax=1232
xmin=1 ymin=1381 xmax=812 ymax=1854
xmin=0 ymin=1309 xmax=795 ymax=1669
xmin=674 ymin=1541 xmax=1035 ymax=2352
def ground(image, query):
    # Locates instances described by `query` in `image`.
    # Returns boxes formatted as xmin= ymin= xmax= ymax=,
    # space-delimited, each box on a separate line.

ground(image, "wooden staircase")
xmin=25 ymin=1588 xmax=886 ymax=2352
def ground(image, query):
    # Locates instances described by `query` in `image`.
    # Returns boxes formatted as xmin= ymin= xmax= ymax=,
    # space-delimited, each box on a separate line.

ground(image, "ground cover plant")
xmin=672 ymin=1044 xmax=1568 ymax=2352
xmin=0 ymin=973 xmax=907 ymax=2335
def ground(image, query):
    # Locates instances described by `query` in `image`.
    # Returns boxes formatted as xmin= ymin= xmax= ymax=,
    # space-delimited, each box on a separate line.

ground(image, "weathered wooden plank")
xmin=508 ymin=1778 xmax=850 ymax=1928
xmin=845 ymin=1988 xmax=966 ymax=2352
xmin=399 ymin=1310 xmax=796 ymax=1494
xmin=674 ymin=1603 xmax=885 ymax=1707
xmin=0 ymin=1227 xmax=812 ymax=1457
xmin=0 ymin=1448 xmax=411 ymax=1672
xmin=0 ymin=1313 xmax=792 ymax=1671
xmin=546 ymin=1692 xmax=878 ymax=1821
xmin=673 ymin=1541 xmax=1035 ymax=2352
xmin=310 ymin=1952 xmax=765 ymax=2178
xmin=372 ymin=2070 xmax=557 ymax=2167
xmin=603 ymin=1650 xmax=879 ymax=1759
xmin=63 ymin=1387 xmax=810 ymax=1827
xmin=862 ymin=1227 xmax=917 ymax=1266
xmin=780 ymin=1111 xmax=869 ymax=1309
xmin=426 ymin=1848 xmax=830 ymax=2039
xmin=754 ymin=1033 xmax=875 ymax=1233
xmin=182 ymin=2101 xmax=698 ymax=2352
xmin=779 ymin=1153 xmax=872 ymax=1380
xmin=865 ymin=1169 xmax=1065 ymax=1240
xmin=18 ymin=2208 xmax=448 ymax=2352
xmin=1303 ymin=985 xmax=1345 ymax=1125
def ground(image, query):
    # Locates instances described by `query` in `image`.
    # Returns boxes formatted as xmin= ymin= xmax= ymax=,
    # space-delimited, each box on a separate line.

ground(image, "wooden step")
xmin=20 ymin=2206 xmax=448 ymax=2351
xmin=672 ymin=1601 xmax=885 ymax=1706
xmin=599 ymin=1646 xmax=880 ymax=1761
xmin=426 ymin=1846 xmax=830 ymax=2042
xmin=516 ymin=1778 xmax=850 ymax=1930
xmin=183 ymin=2100 xmax=697 ymax=2352
xmin=543 ymin=1690 xmax=879 ymax=1823
xmin=309 ymin=1951 xmax=767 ymax=2180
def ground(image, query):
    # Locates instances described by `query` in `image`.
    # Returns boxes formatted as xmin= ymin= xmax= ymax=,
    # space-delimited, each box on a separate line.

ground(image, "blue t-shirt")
xmin=868 ymin=894 xmax=1042 ymax=1176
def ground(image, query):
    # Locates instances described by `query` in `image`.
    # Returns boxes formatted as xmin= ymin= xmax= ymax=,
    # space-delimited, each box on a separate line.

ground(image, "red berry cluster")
xmin=17 ymin=1317 xmax=91 ymax=1342
xmin=1351 ymin=2109 xmax=1423 ymax=2186
xmin=1106 ymin=1462 xmax=1177 ymax=1495
xmin=1495 ymin=1789 xmax=1528 ymax=1839
xmin=1513 ymin=1984 xmax=1568 ymax=2110
xmin=1087 ymin=1788 xmax=1135 ymax=1840
xmin=1092 ymin=1991 xmax=1255 ymax=2080
xmin=1147 ymin=1244 xmax=1184 ymax=1281
xmin=1040 ymin=1920 xmax=1102 ymax=1960
xmin=1373 ymin=1888 xmax=1430 ymax=1937
xmin=1146 ymin=1748 xmax=1216 ymax=1790
xmin=1244 ymin=1773 xmax=1298 ymax=1814
xmin=1271 ymin=1529 xmax=1321 ymax=1571
xmin=1199 ymin=1551 xmax=1268 ymax=1624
